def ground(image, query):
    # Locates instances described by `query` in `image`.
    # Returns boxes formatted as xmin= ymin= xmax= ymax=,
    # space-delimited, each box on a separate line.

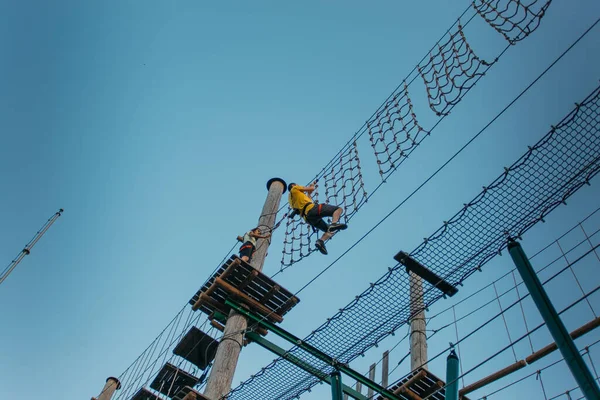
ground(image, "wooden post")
xmin=203 ymin=178 xmax=286 ymax=400
xmin=367 ymin=364 xmax=376 ymax=398
xmin=409 ymin=272 xmax=428 ymax=371
xmin=382 ymin=351 xmax=389 ymax=389
xmin=92 ymin=376 xmax=121 ymax=400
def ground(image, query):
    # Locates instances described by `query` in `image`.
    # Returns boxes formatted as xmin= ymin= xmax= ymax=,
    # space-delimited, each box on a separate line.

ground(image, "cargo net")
xmin=281 ymin=142 xmax=368 ymax=268
xmin=473 ymin=0 xmax=553 ymax=44
xmin=228 ymin=85 xmax=600 ymax=400
xmin=418 ymin=23 xmax=496 ymax=116
xmin=367 ymin=82 xmax=430 ymax=180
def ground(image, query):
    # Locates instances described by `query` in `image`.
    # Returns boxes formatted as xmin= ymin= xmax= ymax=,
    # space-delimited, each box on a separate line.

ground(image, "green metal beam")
xmin=508 ymin=240 xmax=600 ymax=400
xmin=331 ymin=371 xmax=344 ymax=400
xmin=246 ymin=332 xmax=367 ymax=400
xmin=226 ymin=299 xmax=403 ymax=400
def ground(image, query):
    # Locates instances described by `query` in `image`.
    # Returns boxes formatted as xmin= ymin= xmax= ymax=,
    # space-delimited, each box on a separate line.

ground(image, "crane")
xmin=0 ymin=208 xmax=64 ymax=286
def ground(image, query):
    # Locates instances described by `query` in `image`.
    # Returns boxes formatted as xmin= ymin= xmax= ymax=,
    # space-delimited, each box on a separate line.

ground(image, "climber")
xmin=287 ymin=182 xmax=347 ymax=255
xmin=238 ymin=227 xmax=271 ymax=263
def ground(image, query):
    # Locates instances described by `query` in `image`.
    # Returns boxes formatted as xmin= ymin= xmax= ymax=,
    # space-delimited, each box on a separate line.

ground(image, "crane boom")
xmin=0 ymin=208 xmax=64 ymax=286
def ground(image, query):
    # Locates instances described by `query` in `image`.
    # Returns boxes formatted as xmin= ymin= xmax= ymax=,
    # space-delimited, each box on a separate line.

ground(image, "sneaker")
xmin=315 ymin=239 xmax=328 ymax=255
xmin=327 ymin=223 xmax=348 ymax=233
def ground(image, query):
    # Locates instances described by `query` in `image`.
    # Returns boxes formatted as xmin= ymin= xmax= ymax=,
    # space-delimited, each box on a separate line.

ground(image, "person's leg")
xmin=305 ymin=208 xmax=330 ymax=255
xmin=239 ymin=244 xmax=254 ymax=263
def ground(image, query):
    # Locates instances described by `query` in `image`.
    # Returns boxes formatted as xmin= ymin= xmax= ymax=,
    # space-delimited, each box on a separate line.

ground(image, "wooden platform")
xmin=173 ymin=327 xmax=219 ymax=370
xmin=376 ymin=368 xmax=470 ymax=400
xmin=189 ymin=256 xmax=300 ymax=324
xmin=150 ymin=362 xmax=199 ymax=397
xmin=131 ymin=388 xmax=160 ymax=400
xmin=173 ymin=386 xmax=211 ymax=400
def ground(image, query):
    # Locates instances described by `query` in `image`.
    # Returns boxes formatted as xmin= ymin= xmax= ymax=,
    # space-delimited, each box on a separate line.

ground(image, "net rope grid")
xmin=112 ymin=202 xmax=600 ymax=399
xmin=224 ymin=83 xmax=600 ymax=400
xmin=280 ymin=0 xmax=553 ymax=268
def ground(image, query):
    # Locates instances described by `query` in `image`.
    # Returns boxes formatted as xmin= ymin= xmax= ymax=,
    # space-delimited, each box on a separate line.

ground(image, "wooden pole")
xmin=203 ymin=178 xmax=286 ymax=400
xmin=93 ymin=377 xmax=121 ymax=400
xmin=367 ymin=364 xmax=376 ymax=398
xmin=382 ymin=350 xmax=389 ymax=389
xmin=409 ymin=272 xmax=428 ymax=371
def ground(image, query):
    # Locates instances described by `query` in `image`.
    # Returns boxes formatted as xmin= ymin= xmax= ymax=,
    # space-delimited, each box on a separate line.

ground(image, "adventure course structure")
xmin=89 ymin=1 xmax=600 ymax=399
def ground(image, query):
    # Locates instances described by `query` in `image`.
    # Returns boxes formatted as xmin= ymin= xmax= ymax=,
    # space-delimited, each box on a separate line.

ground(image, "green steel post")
xmin=246 ymin=332 xmax=367 ymax=400
xmin=225 ymin=300 xmax=403 ymax=400
xmin=508 ymin=240 xmax=600 ymax=400
xmin=445 ymin=350 xmax=459 ymax=400
xmin=331 ymin=371 xmax=343 ymax=400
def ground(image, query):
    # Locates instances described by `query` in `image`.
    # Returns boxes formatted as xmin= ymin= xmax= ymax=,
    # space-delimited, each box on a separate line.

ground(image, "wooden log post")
xmin=367 ymin=364 xmax=376 ymax=398
xmin=382 ymin=351 xmax=389 ymax=389
xmin=203 ymin=178 xmax=286 ymax=400
xmin=409 ymin=272 xmax=428 ymax=371
xmin=93 ymin=376 xmax=121 ymax=400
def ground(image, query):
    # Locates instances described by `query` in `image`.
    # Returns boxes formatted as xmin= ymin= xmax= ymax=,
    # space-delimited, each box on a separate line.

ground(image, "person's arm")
xmin=249 ymin=231 xmax=271 ymax=239
xmin=296 ymin=182 xmax=316 ymax=194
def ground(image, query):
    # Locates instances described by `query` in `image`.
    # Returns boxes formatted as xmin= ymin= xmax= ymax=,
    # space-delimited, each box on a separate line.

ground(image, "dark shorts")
xmin=239 ymin=242 xmax=255 ymax=260
xmin=305 ymin=203 xmax=341 ymax=232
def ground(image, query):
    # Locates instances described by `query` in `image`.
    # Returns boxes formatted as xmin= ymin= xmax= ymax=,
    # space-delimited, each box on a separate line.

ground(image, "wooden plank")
xmin=527 ymin=316 xmax=600 ymax=364
xmin=459 ymin=360 xmax=526 ymax=396
xmin=261 ymin=285 xmax=281 ymax=304
xmin=238 ymin=269 xmax=259 ymax=291
xmin=394 ymin=251 xmax=458 ymax=297
xmin=420 ymin=381 xmax=443 ymax=399
xmin=215 ymin=277 xmax=283 ymax=323
xmin=394 ymin=370 xmax=426 ymax=395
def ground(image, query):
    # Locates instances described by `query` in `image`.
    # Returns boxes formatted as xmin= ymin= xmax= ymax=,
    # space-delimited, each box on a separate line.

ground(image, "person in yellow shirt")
xmin=287 ymin=182 xmax=347 ymax=255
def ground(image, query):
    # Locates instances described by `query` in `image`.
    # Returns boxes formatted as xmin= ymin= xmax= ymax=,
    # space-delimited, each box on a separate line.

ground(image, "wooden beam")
xmin=421 ymin=381 xmax=443 ymax=398
xmin=193 ymin=293 xmax=228 ymax=315
xmin=220 ymin=258 xmax=241 ymax=281
xmin=261 ymin=284 xmax=280 ymax=304
xmin=211 ymin=320 xmax=225 ymax=332
xmin=394 ymin=370 xmax=426 ymax=395
xmin=215 ymin=277 xmax=284 ymax=323
xmin=278 ymin=296 xmax=299 ymax=315
xmin=459 ymin=360 xmax=526 ymax=396
xmin=527 ymin=317 xmax=600 ymax=364
xmin=238 ymin=269 xmax=259 ymax=290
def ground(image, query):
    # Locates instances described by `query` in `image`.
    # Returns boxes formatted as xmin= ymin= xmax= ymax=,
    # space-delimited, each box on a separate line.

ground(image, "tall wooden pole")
xmin=203 ymin=178 xmax=286 ymax=400
xmin=409 ymin=272 xmax=428 ymax=371
xmin=92 ymin=376 xmax=121 ymax=400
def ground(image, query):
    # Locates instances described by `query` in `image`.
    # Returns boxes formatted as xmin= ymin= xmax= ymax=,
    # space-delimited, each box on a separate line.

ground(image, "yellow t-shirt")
xmin=288 ymin=186 xmax=315 ymax=217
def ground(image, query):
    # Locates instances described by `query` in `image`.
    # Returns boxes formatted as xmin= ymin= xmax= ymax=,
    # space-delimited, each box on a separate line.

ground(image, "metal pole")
xmin=331 ymin=370 xmax=344 ymax=400
xmin=203 ymin=178 xmax=286 ymax=400
xmin=446 ymin=350 xmax=459 ymax=400
xmin=508 ymin=240 xmax=600 ymax=400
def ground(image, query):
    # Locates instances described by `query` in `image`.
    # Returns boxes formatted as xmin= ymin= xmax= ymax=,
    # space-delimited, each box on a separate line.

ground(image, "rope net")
xmin=418 ymin=23 xmax=496 ymax=117
xmin=367 ymin=83 xmax=430 ymax=180
xmin=279 ymin=0 xmax=554 ymax=269
xmin=473 ymin=0 xmax=553 ymax=45
xmin=227 ymin=85 xmax=600 ymax=400
xmin=281 ymin=141 xmax=368 ymax=267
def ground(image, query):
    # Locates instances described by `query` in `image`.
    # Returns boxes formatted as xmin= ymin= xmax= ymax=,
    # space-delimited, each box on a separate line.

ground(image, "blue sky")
xmin=1 ymin=1 xmax=600 ymax=399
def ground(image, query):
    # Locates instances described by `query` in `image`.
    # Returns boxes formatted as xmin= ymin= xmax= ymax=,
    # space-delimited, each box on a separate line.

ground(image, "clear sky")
xmin=1 ymin=1 xmax=600 ymax=399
